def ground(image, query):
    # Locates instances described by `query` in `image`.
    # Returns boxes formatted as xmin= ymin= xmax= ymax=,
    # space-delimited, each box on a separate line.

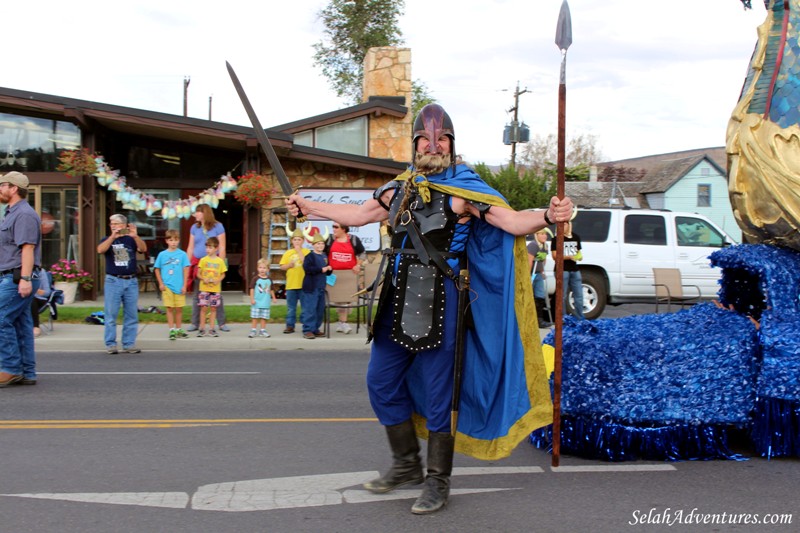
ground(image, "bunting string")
xmin=92 ymin=155 xmax=238 ymax=220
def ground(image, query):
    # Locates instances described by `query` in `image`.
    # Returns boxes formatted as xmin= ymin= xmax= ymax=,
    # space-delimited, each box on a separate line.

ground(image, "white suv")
xmin=540 ymin=208 xmax=737 ymax=319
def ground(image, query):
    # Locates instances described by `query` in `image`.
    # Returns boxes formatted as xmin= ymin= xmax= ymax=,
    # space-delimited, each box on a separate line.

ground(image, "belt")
xmin=110 ymin=274 xmax=137 ymax=279
xmin=0 ymin=265 xmax=41 ymax=275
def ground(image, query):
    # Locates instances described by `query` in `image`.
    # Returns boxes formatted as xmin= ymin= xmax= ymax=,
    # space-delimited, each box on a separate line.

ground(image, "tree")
xmin=313 ymin=0 xmax=435 ymax=112
xmin=473 ymin=163 xmax=557 ymax=211
xmin=520 ymin=132 xmax=603 ymax=178
xmin=313 ymin=0 xmax=404 ymax=104
xmin=411 ymin=80 xmax=436 ymax=117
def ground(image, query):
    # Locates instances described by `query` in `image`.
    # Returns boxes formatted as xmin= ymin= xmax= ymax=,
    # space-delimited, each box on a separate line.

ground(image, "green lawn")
xmin=57 ymin=304 xmax=366 ymax=324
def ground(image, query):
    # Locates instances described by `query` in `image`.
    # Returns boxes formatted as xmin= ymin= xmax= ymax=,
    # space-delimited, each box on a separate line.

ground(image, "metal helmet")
xmin=412 ymin=104 xmax=455 ymax=156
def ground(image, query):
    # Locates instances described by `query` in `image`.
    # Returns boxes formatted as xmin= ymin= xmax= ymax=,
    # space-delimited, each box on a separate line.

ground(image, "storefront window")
xmin=40 ymin=188 xmax=80 ymax=269
xmin=0 ymin=112 xmax=81 ymax=173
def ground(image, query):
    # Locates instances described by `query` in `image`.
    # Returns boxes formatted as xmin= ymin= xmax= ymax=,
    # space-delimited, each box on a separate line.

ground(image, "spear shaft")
xmin=552 ymin=0 xmax=572 ymax=469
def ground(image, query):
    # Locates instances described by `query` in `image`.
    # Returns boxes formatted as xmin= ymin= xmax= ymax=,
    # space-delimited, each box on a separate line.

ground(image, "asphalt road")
xmin=1 ymin=346 xmax=797 ymax=533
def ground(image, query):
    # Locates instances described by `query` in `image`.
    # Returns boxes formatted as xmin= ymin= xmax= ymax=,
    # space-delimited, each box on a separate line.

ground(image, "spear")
xmin=552 ymin=0 xmax=572 ymax=468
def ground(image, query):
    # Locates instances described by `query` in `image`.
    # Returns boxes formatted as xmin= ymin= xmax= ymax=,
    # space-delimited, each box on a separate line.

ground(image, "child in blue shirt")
xmin=154 ymin=229 xmax=191 ymax=340
xmin=249 ymin=258 xmax=277 ymax=338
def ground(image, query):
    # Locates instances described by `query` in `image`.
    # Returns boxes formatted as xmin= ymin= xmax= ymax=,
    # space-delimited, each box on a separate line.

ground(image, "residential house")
xmin=567 ymin=147 xmax=741 ymax=242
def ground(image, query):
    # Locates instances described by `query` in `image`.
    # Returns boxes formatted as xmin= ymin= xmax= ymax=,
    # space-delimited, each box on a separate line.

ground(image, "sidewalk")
xmin=36 ymin=291 xmax=372 ymax=353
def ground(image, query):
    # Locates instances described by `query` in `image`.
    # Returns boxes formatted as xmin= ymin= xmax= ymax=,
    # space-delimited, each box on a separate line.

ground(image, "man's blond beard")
xmin=414 ymin=152 xmax=452 ymax=175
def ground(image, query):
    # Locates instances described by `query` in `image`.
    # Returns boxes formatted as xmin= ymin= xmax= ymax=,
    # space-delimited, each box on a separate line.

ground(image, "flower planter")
xmin=54 ymin=281 xmax=78 ymax=304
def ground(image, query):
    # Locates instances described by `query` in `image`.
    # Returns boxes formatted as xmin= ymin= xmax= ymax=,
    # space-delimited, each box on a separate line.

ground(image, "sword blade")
xmin=226 ymin=61 xmax=294 ymax=197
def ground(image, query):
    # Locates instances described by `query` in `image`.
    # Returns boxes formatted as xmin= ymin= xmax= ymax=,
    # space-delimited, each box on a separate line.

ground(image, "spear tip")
xmin=555 ymin=0 xmax=573 ymax=51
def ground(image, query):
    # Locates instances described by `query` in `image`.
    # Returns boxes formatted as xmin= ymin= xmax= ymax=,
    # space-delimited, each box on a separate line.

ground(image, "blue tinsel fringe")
xmin=529 ymin=416 xmax=746 ymax=462
xmin=751 ymin=396 xmax=800 ymax=458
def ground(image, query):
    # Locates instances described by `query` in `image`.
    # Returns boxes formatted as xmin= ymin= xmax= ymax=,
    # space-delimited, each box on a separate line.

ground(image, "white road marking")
xmin=0 ymin=465 xmax=672 ymax=512
xmin=453 ymin=466 xmax=544 ymax=475
xmin=2 ymin=492 xmax=189 ymax=509
xmin=343 ymin=488 xmax=517 ymax=504
xmin=551 ymin=464 xmax=677 ymax=472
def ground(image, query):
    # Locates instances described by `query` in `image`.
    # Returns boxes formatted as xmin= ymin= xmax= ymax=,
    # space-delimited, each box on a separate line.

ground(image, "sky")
xmin=3 ymin=0 xmax=765 ymax=167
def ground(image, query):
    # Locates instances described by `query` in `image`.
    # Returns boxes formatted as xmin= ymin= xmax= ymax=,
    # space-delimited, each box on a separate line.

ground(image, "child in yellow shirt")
xmin=197 ymin=236 xmax=227 ymax=337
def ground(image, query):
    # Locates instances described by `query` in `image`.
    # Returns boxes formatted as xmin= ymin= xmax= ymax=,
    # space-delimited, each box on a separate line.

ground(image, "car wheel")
xmin=566 ymin=270 xmax=607 ymax=319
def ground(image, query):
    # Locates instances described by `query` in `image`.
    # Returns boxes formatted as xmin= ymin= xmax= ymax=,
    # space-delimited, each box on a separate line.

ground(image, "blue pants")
xmin=563 ymin=270 xmax=585 ymax=319
xmin=285 ymin=288 xmax=301 ymax=328
xmin=103 ymin=275 xmax=140 ymax=349
xmin=367 ymin=278 xmax=457 ymax=433
xmin=300 ymin=288 xmax=326 ymax=334
xmin=532 ymin=272 xmax=546 ymax=300
xmin=0 ymin=273 xmax=40 ymax=378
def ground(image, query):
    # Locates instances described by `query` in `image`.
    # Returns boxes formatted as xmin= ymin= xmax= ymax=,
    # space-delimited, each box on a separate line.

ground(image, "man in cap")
xmin=287 ymin=103 xmax=573 ymax=513
xmin=0 ymin=172 xmax=42 ymax=388
xmin=279 ymin=228 xmax=310 ymax=334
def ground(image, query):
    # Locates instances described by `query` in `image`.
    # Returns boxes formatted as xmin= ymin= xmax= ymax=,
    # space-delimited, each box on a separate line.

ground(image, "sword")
xmin=226 ymin=61 xmax=305 ymax=222
xmin=450 ymin=268 xmax=471 ymax=437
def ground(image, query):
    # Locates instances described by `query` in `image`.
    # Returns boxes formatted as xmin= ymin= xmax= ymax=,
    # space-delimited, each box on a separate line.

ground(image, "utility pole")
xmin=183 ymin=76 xmax=191 ymax=117
xmin=508 ymin=81 xmax=529 ymax=170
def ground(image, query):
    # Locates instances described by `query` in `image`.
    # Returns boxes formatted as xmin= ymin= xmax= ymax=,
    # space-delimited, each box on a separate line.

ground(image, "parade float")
xmin=531 ymin=0 xmax=800 ymax=460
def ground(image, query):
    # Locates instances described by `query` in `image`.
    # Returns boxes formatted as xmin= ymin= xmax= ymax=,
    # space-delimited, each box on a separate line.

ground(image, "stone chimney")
xmin=362 ymin=46 xmax=412 ymax=163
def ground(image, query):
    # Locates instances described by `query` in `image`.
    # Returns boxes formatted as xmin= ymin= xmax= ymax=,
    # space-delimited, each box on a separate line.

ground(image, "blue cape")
xmin=400 ymin=164 xmax=553 ymax=460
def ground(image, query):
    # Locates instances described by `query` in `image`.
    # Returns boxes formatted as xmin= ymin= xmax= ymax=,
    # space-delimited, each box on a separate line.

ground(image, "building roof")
xmin=271 ymin=96 xmax=407 ymax=134
xmin=0 ymin=86 xmax=407 ymax=175
xmin=566 ymin=180 xmax=649 ymax=209
xmin=599 ymin=146 xmax=726 ymax=175
xmin=639 ymin=155 xmax=726 ymax=194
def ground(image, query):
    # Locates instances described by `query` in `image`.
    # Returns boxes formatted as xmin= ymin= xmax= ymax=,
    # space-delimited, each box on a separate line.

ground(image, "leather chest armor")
xmin=370 ymin=180 xmax=465 ymax=352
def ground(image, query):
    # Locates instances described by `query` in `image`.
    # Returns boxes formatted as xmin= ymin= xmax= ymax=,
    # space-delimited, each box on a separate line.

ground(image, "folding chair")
xmin=325 ymin=270 xmax=367 ymax=338
xmin=653 ymin=268 xmax=701 ymax=313
xmin=38 ymin=288 xmax=65 ymax=332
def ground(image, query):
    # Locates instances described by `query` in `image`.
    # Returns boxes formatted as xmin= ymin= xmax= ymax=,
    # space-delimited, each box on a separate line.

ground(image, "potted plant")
xmin=233 ymin=172 xmax=276 ymax=208
xmin=49 ymin=259 xmax=93 ymax=304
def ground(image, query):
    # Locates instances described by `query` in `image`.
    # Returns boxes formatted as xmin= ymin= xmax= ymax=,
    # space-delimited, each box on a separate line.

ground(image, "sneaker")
xmin=123 ymin=347 xmax=141 ymax=354
xmin=169 ymin=330 xmax=177 ymax=341
xmin=303 ymin=332 xmax=316 ymax=340
xmin=335 ymin=322 xmax=345 ymax=333
xmin=176 ymin=329 xmax=189 ymax=338
xmin=197 ymin=329 xmax=206 ymax=337
xmin=248 ymin=329 xmax=257 ymax=338
xmin=186 ymin=325 xmax=199 ymax=332
xmin=283 ymin=326 xmax=295 ymax=334
xmin=106 ymin=346 xmax=119 ymax=354
xmin=209 ymin=329 xmax=219 ymax=337
xmin=219 ymin=324 xmax=231 ymax=332
xmin=259 ymin=329 xmax=271 ymax=338
xmin=340 ymin=322 xmax=353 ymax=334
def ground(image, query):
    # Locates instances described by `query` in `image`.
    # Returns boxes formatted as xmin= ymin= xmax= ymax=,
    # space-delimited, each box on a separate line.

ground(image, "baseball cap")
xmin=0 ymin=171 xmax=29 ymax=189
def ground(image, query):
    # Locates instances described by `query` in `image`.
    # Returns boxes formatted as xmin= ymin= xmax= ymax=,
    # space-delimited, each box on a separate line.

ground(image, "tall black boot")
xmin=535 ymin=297 xmax=553 ymax=328
xmin=363 ymin=419 xmax=424 ymax=493
xmin=411 ymin=431 xmax=454 ymax=514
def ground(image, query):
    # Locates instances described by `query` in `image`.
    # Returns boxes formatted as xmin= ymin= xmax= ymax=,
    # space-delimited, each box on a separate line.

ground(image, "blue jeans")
xmin=0 ymin=273 xmax=40 ymax=378
xmin=563 ymin=270 xmax=585 ymax=319
xmin=532 ymin=272 xmax=546 ymax=300
xmin=300 ymin=288 xmax=325 ymax=334
xmin=285 ymin=288 xmax=301 ymax=328
xmin=104 ymin=275 xmax=139 ymax=349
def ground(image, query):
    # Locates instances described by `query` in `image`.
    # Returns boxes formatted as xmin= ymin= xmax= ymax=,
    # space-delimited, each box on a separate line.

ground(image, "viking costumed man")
xmin=287 ymin=104 xmax=574 ymax=514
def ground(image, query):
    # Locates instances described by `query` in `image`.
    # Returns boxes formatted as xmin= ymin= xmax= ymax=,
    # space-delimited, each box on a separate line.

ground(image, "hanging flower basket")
xmin=233 ymin=172 xmax=276 ymax=208
xmin=57 ymin=149 xmax=98 ymax=178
